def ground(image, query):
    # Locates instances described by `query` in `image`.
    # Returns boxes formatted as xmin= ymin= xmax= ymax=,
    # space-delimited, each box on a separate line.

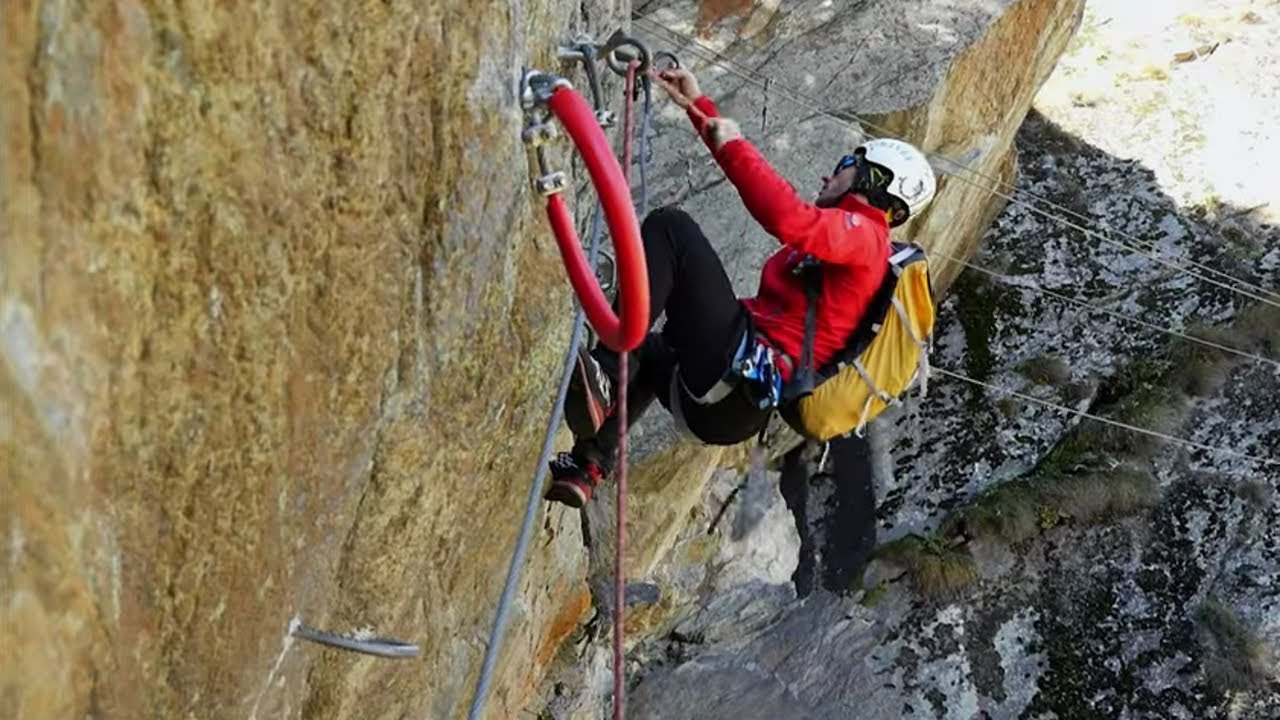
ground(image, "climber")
xmin=545 ymin=67 xmax=937 ymax=508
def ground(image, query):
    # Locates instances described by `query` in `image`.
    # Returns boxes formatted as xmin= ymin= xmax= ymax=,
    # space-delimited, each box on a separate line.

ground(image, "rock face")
xmin=2 ymin=1 xmax=1088 ymax=719
xmin=2 ymin=1 xmax=625 ymax=718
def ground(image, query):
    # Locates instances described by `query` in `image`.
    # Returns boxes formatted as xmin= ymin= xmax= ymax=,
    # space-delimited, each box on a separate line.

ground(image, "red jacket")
xmin=687 ymin=96 xmax=891 ymax=379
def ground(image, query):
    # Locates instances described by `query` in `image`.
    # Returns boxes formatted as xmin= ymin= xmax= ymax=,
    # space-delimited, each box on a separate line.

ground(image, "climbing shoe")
xmin=564 ymin=347 xmax=614 ymax=438
xmin=546 ymin=452 xmax=606 ymax=509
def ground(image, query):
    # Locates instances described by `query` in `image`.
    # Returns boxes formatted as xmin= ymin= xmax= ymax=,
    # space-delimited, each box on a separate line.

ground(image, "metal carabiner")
xmin=651 ymin=50 xmax=682 ymax=74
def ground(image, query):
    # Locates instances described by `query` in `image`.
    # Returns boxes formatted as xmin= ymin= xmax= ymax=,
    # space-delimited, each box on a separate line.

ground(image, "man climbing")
xmin=545 ymin=67 xmax=937 ymax=508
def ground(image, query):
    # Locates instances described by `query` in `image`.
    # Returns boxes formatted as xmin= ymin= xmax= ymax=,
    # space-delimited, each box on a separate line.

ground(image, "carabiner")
xmin=651 ymin=50 xmax=682 ymax=74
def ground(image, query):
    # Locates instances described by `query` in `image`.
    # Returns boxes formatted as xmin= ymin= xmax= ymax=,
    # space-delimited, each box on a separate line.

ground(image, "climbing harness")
xmin=683 ymin=329 xmax=787 ymax=410
xmin=291 ymin=622 xmax=420 ymax=658
xmin=519 ymin=63 xmax=649 ymax=352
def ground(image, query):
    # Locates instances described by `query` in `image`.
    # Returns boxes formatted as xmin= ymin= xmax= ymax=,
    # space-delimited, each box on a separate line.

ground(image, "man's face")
xmin=815 ymin=165 xmax=858 ymax=208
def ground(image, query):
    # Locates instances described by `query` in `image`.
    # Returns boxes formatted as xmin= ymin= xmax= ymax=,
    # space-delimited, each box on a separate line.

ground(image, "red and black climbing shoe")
xmin=546 ymin=452 xmax=606 ymax=509
xmin=564 ymin=348 xmax=614 ymax=438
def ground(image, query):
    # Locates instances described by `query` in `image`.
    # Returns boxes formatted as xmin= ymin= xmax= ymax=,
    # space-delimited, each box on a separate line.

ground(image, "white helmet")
xmin=854 ymin=138 xmax=937 ymax=227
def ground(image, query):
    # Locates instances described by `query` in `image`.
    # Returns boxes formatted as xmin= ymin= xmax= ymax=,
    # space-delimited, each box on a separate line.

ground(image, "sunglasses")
xmin=833 ymin=153 xmax=893 ymax=191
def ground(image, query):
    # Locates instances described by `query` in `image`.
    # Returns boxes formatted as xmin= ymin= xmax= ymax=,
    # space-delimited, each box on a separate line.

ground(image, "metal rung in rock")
xmin=292 ymin=622 xmax=420 ymax=659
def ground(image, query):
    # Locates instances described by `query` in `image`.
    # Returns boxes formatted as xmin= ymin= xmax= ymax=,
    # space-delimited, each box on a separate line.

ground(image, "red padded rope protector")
xmin=544 ymin=86 xmax=650 ymax=353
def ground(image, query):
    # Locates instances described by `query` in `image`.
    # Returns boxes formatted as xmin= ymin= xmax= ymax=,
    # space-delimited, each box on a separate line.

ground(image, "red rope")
xmin=612 ymin=59 xmax=640 ymax=720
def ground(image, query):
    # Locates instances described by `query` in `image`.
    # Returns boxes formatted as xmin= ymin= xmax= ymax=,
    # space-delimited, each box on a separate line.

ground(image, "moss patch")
xmin=951 ymin=269 xmax=1022 ymax=386
xmin=1195 ymin=600 xmax=1269 ymax=695
xmin=859 ymin=579 xmax=892 ymax=607
xmin=875 ymin=534 xmax=980 ymax=599
xmin=1016 ymin=353 xmax=1073 ymax=387
xmin=943 ymin=470 xmax=1157 ymax=544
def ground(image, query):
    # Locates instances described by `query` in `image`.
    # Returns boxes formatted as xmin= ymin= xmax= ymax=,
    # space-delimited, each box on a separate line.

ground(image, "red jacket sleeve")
xmin=687 ymin=98 xmax=883 ymax=265
xmin=686 ymin=95 xmax=720 ymax=154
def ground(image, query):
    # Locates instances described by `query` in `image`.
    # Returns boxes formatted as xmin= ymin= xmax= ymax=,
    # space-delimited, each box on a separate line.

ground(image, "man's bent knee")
xmin=641 ymin=205 xmax=699 ymax=237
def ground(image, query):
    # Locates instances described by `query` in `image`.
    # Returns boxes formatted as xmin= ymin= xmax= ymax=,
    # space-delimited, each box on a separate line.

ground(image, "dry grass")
xmin=1165 ymin=302 xmax=1280 ymax=395
xmin=996 ymin=396 xmax=1021 ymax=419
xmin=1137 ymin=63 xmax=1171 ymax=82
xmin=1062 ymin=380 xmax=1094 ymax=405
xmin=1232 ymin=303 xmax=1280 ymax=354
xmin=1165 ymin=327 xmax=1225 ymax=397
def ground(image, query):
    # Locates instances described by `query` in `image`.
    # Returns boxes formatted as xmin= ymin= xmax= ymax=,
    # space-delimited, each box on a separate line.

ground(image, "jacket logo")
xmin=844 ymin=212 xmax=862 ymax=228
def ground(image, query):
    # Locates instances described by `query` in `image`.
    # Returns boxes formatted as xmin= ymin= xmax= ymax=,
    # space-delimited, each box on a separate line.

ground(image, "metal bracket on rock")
xmin=557 ymin=30 xmax=652 ymax=126
xmin=292 ymin=622 xmax=421 ymax=659
xmin=520 ymin=69 xmax=572 ymax=196
xmin=558 ymin=39 xmax=613 ymax=127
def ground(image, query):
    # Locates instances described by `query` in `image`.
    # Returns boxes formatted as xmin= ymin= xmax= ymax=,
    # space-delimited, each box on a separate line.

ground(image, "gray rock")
xmin=621 ymin=2 xmax=1280 ymax=719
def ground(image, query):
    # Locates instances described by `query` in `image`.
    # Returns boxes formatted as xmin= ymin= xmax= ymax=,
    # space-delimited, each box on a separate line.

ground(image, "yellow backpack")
xmin=780 ymin=244 xmax=936 ymax=441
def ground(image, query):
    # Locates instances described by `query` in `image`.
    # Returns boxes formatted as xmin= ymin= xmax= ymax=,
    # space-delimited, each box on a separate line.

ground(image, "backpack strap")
xmin=782 ymin=256 xmax=822 ymax=403
xmin=888 ymin=275 xmax=932 ymax=399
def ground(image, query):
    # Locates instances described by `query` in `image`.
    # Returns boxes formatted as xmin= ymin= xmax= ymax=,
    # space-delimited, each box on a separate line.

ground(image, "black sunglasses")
xmin=833 ymin=152 xmax=893 ymax=192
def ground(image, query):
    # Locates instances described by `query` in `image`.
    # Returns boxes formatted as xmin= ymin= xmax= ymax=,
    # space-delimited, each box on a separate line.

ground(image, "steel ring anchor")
xmin=601 ymin=29 xmax=652 ymax=77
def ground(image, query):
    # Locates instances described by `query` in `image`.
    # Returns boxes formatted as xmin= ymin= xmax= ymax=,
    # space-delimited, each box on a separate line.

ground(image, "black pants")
xmin=574 ymin=206 xmax=772 ymax=469
xmin=779 ymin=437 xmax=878 ymax=598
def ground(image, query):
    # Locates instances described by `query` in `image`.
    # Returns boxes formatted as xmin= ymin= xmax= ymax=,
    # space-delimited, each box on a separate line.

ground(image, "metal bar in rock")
xmin=291 ymin=623 xmax=421 ymax=658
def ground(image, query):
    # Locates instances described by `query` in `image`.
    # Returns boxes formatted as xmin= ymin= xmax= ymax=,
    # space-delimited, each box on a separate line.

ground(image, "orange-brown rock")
xmin=1 ymin=1 xmax=620 ymax=718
